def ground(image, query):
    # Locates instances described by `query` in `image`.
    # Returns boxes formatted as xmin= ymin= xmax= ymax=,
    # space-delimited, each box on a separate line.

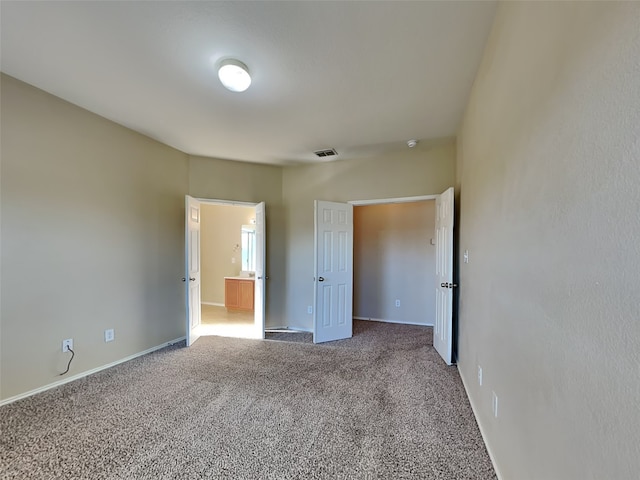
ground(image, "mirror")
xmin=241 ymin=225 xmax=255 ymax=272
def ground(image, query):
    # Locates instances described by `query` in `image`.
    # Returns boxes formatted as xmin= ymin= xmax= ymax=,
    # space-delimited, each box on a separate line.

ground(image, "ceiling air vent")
xmin=314 ymin=148 xmax=338 ymax=158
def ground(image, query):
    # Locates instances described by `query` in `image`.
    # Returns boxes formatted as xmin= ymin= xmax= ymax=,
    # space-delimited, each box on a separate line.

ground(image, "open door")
xmin=313 ymin=200 xmax=353 ymax=343
xmin=185 ymin=195 xmax=202 ymax=346
xmin=254 ymin=202 xmax=266 ymax=339
xmin=434 ymin=187 xmax=454 ymax=364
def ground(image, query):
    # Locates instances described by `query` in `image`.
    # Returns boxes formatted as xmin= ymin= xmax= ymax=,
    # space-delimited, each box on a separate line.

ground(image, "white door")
xmin=313 ymin=201 xmax=353 ymax=343
xmin=254 ymin=202 xmax=266 ymax=339
xmin=185 ymin=195 xmax=202 ymax=346
xmin=434 ymin=187 xmax=455 ymax=364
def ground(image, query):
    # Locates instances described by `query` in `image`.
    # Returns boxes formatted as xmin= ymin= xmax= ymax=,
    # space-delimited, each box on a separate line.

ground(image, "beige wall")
xmin=0 ymin=75 xmax=450 ymax=401
xmin=354 ymin=202 xmax=436 ymax=325
xmin=0 ymin=74 xmax=189 ymax=401
xmin=200 ymin=204 xmax=255 ymax=305
xmin=282 ymin=143 xmax=455 ymax=330
xmin=0 ymin=75 xmax=286 ymax=401
xmin=188 ymin=156 xmax=284 ymax=327
xmin=457 ymin=2 xmax=640 ymax=478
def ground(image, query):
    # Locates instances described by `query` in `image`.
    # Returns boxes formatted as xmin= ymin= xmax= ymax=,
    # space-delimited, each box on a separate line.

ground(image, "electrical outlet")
xmin=62 ymin=338 xmax=73 ymax=352
xmin=395 ymin=299 xmax=401 ymax=308
xmin=492 ymin=391 xmax=499 ymax=418
xmin=104 ymin=328 xmax=115 ymax=342
xmin=478 ymin=365 xmax=483 ymax=386
xmin=307 ymin=306 xmax=313 ymax=314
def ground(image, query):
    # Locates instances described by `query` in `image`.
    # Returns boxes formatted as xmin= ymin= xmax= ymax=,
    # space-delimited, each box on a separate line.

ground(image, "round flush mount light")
xmin=407 ymin=139 xmax=418 ymax=148
xmin=218 ymin=59 xmax=251 ymax=92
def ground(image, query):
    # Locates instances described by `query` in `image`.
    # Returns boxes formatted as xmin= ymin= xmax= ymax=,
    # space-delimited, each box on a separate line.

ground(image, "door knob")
xmin=441 ymin=282 xmax=446 ymax=287
xmin=189 ymin=277 xmax=196 ymax=282
xmin=182 ymin=277 xmax=186 ymax=282
xmin=318 ymin=277 xmax=325 ymax=282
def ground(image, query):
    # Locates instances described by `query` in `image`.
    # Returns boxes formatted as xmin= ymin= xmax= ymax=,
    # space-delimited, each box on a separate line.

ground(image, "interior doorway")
xmin=313 ymin=195 xmax=437 ymax=342
xmin=185 ymin=197 xmax=266 ymax=346
xmin=313 ymin=192 xmax=453 ymax=361
xmin=353 ymin=199 xmax=437 ymax=326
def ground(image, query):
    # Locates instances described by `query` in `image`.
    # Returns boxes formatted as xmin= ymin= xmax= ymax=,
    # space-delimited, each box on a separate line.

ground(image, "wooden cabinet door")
xmin=225 ymin=279 xmax=239 ymax=309
xmin=225 ymin=279 xmax=254 ymax=311
xmin=239 ymin=280 xmax=254 ymax=310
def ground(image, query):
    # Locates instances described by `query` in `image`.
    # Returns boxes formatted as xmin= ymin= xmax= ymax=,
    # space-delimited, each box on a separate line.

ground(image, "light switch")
xmin=463 ymin=250 xmax=469 ymax=263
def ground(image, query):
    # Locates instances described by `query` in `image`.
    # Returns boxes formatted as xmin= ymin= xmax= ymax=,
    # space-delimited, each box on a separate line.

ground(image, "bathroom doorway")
xmin=185 ymin=197 xmax=266 ymax=345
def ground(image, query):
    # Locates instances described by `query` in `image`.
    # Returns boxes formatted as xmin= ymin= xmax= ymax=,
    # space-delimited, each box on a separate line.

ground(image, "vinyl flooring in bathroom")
xmin=199 ymin=304 xmax=312 ymax=343
xmin=199 ymin=304 xmax=256 ymax=339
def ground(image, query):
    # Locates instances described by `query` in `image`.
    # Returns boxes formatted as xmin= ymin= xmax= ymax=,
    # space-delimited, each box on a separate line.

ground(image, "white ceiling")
xmin=0 ymin=1 xmax=497 ymax=165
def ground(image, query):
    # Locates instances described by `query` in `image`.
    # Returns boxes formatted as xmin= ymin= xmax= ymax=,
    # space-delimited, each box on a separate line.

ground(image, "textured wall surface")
xmin=456 ymin=2 xmax=640 ymax=478
xmin=1 ymin=74 xmax=189 ymax=401
xmin=282 ymin=143 xmax=455 ymax=330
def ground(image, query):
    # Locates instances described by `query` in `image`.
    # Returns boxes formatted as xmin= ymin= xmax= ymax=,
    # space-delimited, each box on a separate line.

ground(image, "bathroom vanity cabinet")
xmin=224 ymin=277 xmax=254 ymax=311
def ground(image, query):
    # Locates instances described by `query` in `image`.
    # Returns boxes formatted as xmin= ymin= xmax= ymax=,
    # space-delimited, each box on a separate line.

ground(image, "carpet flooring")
xmin=0 ymin=321 xmax=496 ymax=479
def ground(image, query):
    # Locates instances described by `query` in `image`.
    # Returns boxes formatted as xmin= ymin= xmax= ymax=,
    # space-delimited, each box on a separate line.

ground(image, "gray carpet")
xmin=0 ymin=321 xmax=496 ymax=479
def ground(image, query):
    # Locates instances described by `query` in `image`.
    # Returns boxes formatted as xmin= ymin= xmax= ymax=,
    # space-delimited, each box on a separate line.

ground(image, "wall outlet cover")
xmin=105 ymin=329 xmax=115 ymax=342
xmin=62 ymin=338 xmax=73 ymax=352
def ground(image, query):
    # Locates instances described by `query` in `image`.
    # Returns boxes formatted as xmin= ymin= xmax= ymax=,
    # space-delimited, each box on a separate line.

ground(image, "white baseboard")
xmin=353 ymin=316 xmax=433 ymax=327
xmin=459 ymin=366 xmax=503 ymax=480
xmin=265 ymin=325 xmax=288 ymax=331
xmin=265 ymin=325 xmax=313 ymax=333
xmin=288 ymin=326 xmax=313 ymax=333
xmin=201 ymin=302 xmax=224 ymax=307
xmin=0 ymin=336 xmax=186 ymax=407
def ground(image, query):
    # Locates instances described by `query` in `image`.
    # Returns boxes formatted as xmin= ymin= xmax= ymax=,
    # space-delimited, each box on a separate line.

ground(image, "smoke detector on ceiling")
xmin=407 ymin=139 xmax=418 ymax=148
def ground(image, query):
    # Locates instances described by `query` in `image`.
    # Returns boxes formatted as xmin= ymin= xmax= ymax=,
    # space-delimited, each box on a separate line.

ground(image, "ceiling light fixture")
xmin=407 ymin=139 xmax=418 ymax=148
xmin=218 ymin=59 xmax=251 ymax=92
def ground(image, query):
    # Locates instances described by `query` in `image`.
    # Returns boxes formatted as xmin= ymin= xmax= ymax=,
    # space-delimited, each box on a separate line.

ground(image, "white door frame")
xmin=349 ymin=194 xmax=438 ymax=207
xmin=185 ymin=197 xmax=266 ymax=342
xmin=348 ymin=193 xmax=445 ymax=333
